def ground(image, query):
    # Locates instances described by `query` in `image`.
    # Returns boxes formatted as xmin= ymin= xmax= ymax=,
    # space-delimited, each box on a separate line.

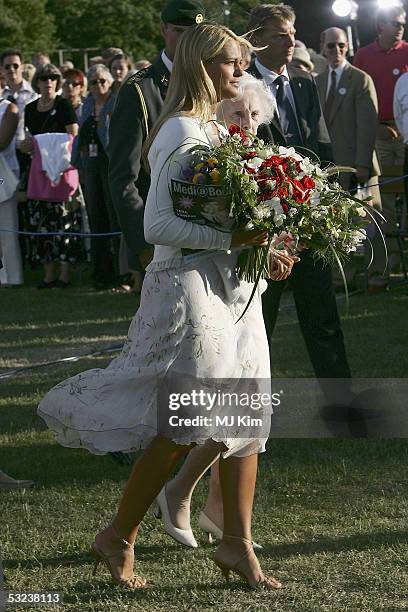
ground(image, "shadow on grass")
xmin=0 ymin=442 xmax=134 ymax=486
xmin=4 ymin=530 xmax=407 ymax=573
xmin=260 ymin=529 xmax=408 ymax=558
xmin=3 ymin=542 xmax=196 ymax=572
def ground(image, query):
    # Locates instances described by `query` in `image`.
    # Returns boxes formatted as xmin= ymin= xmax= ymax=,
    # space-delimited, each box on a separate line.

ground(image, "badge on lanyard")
xmin=89 ymin=143 xmax=98 ymax=157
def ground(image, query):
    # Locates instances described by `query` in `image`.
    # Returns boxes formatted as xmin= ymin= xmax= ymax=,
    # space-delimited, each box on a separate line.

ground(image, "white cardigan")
xmin=144 ymin=115 xmax=232 ymax=271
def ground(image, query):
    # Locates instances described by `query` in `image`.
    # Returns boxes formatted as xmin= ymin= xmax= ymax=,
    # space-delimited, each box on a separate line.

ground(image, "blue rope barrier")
xmin=1 ymin=172 xmax=408 ymax=237
xmin=0 ymin=229 xmax=122 ymax=237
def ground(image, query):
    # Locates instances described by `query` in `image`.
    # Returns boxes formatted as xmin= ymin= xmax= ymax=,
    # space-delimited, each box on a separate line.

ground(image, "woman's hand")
xmin=230 ymin=228 xmax=269 ymax=248
xmin=18 ymin=137 xmax=34 ymax=155
xmin=269 ymin=249 xmax=300 ymax=281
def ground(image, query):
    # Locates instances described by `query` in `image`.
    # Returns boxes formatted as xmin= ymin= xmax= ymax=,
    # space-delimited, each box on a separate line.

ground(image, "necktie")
xmin=274 ymin=75 xmax=303 ymax=146
xmin=325 ymin=70 xmax=337 ymax=121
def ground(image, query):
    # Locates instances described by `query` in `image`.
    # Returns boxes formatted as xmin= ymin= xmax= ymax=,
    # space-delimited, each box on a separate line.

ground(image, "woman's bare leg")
xmin=214 ymin=453 xmax=282 ymax=589
xmin=219 ymin=454 xmax=257 ymax=540
xmin=165 ymin=441 xmax=220 ymax=529
xmin=201 ymin=459 xmax=223 ymax=527
xmin=112 ymin=436 xmax=192 ymax=543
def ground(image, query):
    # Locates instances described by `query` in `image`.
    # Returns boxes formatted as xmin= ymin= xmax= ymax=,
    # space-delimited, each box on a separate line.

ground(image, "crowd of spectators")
xmin=0 ymin=46 xmax=150 ymax=291
xmin=0 ymin=3 xmax=408 ymax=293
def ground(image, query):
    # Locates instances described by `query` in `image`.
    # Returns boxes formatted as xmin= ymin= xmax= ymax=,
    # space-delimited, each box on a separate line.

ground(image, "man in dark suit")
xmin=247 ymin=4 xmax=352 ymax=404
xmin=108 ymin=0 xmax=205 ymax=272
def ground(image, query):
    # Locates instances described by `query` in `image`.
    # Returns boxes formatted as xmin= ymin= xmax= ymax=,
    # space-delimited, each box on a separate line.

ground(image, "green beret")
xmin=161 ymin=0 xmax=205 ymax=26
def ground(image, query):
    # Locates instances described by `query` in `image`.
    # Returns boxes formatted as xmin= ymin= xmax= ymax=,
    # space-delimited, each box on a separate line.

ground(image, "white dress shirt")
xmin=394 ymin=71 xmax=408 ymax=144
xmin=161 ymin=50 xmax=173 ymax=74
xmin=325 ymin=60 xmax=348 ymax=98
xmin=254 ymin=57 xmax=297 ymax=119
xmin=3 ymin=79 xmax=38 ymax=140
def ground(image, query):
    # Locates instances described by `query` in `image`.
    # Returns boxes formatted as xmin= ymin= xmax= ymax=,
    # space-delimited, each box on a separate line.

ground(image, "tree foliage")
xmin=0 ymin=0 xmax=55 ymax=58
xmin=46 ymin=0 xmax=164 ymax=62
xmin=0 ymin=0 xmax=279 ymax=67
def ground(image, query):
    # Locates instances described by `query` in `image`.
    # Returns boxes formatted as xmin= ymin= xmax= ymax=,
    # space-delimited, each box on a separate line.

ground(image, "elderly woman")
xmin=109 ymin=53 xmax=133 ymax=93
xmin=21 ymin=64 xmax=80 ymax=288
xmin=216 ymin=73 xmax=275 ymax=133
xmin=76 ymin=64 xmax=120 ymax=289
xmin=62 ymin=68 xmax=87 ymax=122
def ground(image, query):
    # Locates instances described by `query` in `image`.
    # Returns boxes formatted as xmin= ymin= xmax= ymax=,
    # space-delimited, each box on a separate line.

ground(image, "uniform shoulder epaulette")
xmin=126 ymin=68 xmax=149 ymax=86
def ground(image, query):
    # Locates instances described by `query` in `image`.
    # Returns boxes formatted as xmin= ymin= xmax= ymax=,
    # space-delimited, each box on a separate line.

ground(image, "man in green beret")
xmin=108 ymin=0 xmax=205 ymax=275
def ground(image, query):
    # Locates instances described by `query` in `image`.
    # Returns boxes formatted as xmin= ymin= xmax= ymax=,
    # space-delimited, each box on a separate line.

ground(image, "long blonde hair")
xmin=144 ymin=23 xmax=251 ymax=165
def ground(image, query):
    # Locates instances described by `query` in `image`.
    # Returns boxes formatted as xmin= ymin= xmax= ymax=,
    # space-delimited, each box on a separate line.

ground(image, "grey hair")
xmin=216 ymin=73 xmax=276 ymax=126
xmin=86 ymin=63 xmax=113 ymax=85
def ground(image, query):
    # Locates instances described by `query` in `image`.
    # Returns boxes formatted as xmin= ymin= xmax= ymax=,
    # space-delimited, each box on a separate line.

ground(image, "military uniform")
xmin=108 ymin=57 xmax=170 ymax=270
xmin=108 ymin=0 xmax=205 ymax=271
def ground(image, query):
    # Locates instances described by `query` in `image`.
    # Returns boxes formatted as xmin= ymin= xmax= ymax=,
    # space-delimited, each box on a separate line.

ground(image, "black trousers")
xmin=262 ymin=251 xmax=351 ymax=402
xmin=84 ymin=151 xmax=121 ymax=285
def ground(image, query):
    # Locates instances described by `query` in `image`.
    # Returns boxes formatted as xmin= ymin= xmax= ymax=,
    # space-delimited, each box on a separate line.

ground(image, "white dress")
xmin=38 ymin=116 xmax=272 ymax=458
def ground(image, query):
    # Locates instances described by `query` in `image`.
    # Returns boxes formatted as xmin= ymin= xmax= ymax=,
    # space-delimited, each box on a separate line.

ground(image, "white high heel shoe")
xmin=154 ymin=486 xmax=198 ymax=548
xmin=198 ymin=511 xmax=263 ymax=550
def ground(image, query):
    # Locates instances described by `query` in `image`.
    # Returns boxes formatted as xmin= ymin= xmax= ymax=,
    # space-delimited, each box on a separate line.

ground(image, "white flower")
xmin=257 ymin=147 xmax=275 ymax=160
xmin=310 ymin=191 xmax=320 ymax=206
xmin=356 ymin=206 xmax=367 ymax=217
xmin=245 ymin=221 xmax=254 ymax=229
xmin=253 ymin=204 xmax=272 ymax=220
xmin=300 ymin=157 xmax=316 ymax=174
xmin=245 ymin=157 xmax=264 ymax=171
xmin=315 ymin=166 xmax=327 ymax=178
xmin=278 ymin=146 xmax=303 ymax=161
xmin=352 ymin=228 xmax=367 ymax=244
xmin=274 ymin=213 xmax=285 ymax=227
xmin=264 ymin=197 xmax=283 ymax=216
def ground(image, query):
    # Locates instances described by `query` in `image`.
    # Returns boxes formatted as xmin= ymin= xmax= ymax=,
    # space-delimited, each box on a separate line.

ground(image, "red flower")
xmin=301 ymin=176 xmax=316 ymax=190
xmin=228 ymin=123 xmax=248 ymax=142
xmin=242 ymin=151 xmax=257 ymax=160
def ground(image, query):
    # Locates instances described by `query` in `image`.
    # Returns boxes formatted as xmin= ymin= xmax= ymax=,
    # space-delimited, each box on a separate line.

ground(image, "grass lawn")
xmin=0 ymin=272 xmax=407 ymax=611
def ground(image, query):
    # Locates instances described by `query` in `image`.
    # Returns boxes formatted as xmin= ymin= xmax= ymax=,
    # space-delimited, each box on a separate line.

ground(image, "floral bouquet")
xmin=171 ymin=125 xmax=374 ymax=283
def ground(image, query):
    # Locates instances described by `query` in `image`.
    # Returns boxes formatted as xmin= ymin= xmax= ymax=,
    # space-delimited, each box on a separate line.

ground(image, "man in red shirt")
xmin=354 ymin=4 xmax=408 ymax=282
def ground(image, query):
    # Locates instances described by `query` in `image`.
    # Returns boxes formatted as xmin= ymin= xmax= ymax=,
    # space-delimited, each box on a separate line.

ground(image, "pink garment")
xmin=27 ymin=135 xmax=79 ymax=202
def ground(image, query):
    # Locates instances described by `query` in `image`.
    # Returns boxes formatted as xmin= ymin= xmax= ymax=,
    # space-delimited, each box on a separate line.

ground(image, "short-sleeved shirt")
xmin=3 ymin=79 xmax=38 ymax=140
xmin=25 ymin=95 xmax=77 ymax=136
xmin=353 ymin=39 xmax=408 ymax=121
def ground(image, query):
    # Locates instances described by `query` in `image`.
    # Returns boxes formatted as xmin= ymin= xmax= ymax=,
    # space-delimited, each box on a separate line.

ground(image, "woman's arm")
xmin=0 ymin=103 xmax=18 ymax=151
xmin=66 ymin=123 xmax=78 ymax=136
xmin=144 ymin=117 xmax=231 ymax=251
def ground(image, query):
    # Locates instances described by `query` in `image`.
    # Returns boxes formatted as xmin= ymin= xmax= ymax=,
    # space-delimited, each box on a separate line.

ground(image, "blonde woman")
xmin=39 ymin=23 xmax=295 ymax=590
xmin=154 ymin=73 xmax=279 ymax=548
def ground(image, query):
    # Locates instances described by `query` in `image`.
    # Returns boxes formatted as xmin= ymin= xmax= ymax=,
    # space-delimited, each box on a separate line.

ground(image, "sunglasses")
xmin=389 ymin=20 xmax=405 ymax=28
xmin=90 ymin=78 xmax=107 ymax=85
xmin=39 ymin=74 xmax=59 ymax=82
xmin=326 ymin=42 xmax=347 ymax=50
xmin=4 ymin=63 xmax=20 ymax=70
xmin=64 ymin=80 xmax=81 ymax=87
